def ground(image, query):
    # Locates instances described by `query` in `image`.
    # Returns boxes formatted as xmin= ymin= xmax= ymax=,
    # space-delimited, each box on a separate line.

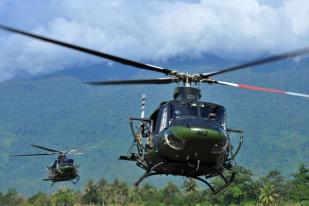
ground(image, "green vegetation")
xmin=0 ymin=58 xmax=308 ymax=193
xmin=0 ymin=164 xmax=308 ymax=206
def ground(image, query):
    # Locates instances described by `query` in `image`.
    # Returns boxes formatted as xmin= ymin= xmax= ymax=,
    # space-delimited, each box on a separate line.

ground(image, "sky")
xmin=0 ymin=0 xmax=308 ymax=81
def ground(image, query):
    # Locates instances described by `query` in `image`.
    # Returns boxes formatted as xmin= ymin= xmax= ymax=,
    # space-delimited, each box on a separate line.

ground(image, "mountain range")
xmin=0 ymin=54 xmax=308 ymax=195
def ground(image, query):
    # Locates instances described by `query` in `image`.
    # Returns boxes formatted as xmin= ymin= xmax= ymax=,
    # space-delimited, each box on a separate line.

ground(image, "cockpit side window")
xmin=150 ymin=109 xmax=159 ymax=132
xmin=154 ymin=106 xmax=168 ymax=134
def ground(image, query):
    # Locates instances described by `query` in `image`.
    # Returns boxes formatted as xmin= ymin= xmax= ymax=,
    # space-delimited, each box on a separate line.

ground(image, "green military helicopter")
xmin=10 ymin=144 xmax=82 ymax=185
xmin=1 ymin=25 xmax=309 ymax=193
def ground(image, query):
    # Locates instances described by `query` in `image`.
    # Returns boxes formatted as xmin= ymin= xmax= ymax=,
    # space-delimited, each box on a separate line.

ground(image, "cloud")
xmin=0 ymin=0 xmax=309 ymax=81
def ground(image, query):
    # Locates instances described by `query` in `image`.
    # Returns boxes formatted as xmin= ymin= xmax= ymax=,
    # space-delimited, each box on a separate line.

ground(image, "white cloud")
xmin=0 ymin=0 xmax=309 ymax=81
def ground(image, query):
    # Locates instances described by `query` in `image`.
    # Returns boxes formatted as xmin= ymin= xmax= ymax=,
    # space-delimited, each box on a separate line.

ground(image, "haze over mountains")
xmin=0 ymin=53 xmax=308 ymax=195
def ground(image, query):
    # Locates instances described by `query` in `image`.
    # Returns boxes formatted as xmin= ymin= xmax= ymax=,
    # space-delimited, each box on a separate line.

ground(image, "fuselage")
xmin=146 ymin=87 xmax=230 ymax=176
xmin=48 ymin=160 xmax=79 ymax=182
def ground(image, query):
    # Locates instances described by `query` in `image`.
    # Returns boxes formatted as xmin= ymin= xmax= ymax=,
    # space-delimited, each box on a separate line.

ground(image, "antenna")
xmin=141 ymin=94 xmax=146 ymax=118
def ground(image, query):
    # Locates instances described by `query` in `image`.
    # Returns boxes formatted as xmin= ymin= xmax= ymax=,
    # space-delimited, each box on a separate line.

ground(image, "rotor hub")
xmin=173 ymin=87 xmax=201 ymax=100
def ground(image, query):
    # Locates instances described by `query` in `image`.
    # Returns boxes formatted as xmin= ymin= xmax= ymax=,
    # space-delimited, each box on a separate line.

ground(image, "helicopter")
xmin=10 ymin=144 xmax=82 ymax=185
xmin=1 ymin=24 xmax=309 ymax=193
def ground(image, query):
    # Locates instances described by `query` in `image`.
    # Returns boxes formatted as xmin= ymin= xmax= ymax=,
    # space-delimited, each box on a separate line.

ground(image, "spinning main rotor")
xmin=0 ymin=24 xmax=308 ymax=98
xmin=10 ymin=144 xmax=83 ymax=157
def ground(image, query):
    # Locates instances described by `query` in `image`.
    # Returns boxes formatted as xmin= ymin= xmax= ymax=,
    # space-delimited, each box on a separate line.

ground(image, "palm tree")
xmin=258 ymin=184 xmax=280 ymax=206
xmin=82 ymin=180 xmax=101 ymax=205
xmin=97 ymin=179 xmax=113 ymax=206
xmin=183 ymin=178 xmax=198 ymax=193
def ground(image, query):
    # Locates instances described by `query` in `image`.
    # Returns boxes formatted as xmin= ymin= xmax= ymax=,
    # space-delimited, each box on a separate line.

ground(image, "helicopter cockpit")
xmin=61 ymin=159 xmax=74 ymax=166
xmin=170 ymin=103 xmax=198 ymax=119
xmin=52 ymin=156 xmax=74 ymax=167
xmin=153 ymin=102 xmax=226 ymax=134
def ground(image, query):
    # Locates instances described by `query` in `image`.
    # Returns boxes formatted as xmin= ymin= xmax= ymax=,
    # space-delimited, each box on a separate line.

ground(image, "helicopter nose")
xmin=169 ymin=118 xmax=227 ymax=142
xmin=163 ymin=131 xmax=186 ymax=150
xmin=159 ymin=118 xmax=228 ymax=163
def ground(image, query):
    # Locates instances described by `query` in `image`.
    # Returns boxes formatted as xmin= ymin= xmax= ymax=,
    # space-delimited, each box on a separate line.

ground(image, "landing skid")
xmin=43 ymin=178 xmax=56 ymax=186
xmin=43 ymin=175 xmax=80 ymax=186
xmin=134 ymin=162 xmax=165 ymax=186
xmin=134 ymin=162 xmax=236 ymax=194
xmin=193 ymin=172 xmax=236 ymax=194
xmin=71 ymin=175 xmax=80 ymax=184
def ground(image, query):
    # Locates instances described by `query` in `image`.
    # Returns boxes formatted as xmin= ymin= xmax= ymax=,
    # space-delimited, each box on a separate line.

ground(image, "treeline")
xmin=0 ymin=164 xmax=308 ymax=206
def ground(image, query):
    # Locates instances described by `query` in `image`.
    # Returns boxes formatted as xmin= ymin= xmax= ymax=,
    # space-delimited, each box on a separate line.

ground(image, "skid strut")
xmin=134 ymin=162 xmax=165 ymax=186
xmin=134 ymin=162 xmax=236 ymax=194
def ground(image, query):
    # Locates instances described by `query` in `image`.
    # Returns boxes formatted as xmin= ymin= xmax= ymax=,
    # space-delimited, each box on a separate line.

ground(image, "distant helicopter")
xmin=10 ymin=144 xmax=82 ymax=185
xmin=1 ymin=25 xmax=309 ymax=193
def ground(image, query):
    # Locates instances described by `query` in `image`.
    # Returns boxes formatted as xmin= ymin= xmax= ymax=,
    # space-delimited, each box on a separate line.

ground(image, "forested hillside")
xmin=1 ymin=164 xmax=308 ymax=206
xmin=0 ymin=55 xmax=308 ymax=194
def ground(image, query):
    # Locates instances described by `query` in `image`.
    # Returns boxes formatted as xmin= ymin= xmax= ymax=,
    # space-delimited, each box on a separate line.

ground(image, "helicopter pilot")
xmin=51 ymin=155 xmax=67 ymax=170
xmin=208 ymin=112 xmax=217 ymax=120
xmin=58 ymin=155 xmax=67 ymax=163
xmin=173 ymin=110 xmax=181 ymax=119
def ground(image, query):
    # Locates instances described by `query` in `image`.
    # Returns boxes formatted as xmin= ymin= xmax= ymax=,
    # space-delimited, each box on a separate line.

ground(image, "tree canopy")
xmin=0 ymin=164 xmax=308 ymax=206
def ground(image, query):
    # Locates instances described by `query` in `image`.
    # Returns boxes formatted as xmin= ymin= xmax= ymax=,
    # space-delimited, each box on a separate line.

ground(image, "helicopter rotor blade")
xmin=202 ymin=47 xmax=309 ymax=77
xmin=68 ymin=152 xmax=85 ymax=155
xmin=10 ymin=153 xmax=55 ymax=157
xmin=67 ymin=149 xmax=84 ymax=155
xmin=0 ymin=24 xmax=175 ymax=75
xmin=87 ymin=77 xmax=178 ymax=85
xmin=31 ymin=144 xmax=61 ymax=153
xmin=213 ymin=80 xmax=309 ymax=98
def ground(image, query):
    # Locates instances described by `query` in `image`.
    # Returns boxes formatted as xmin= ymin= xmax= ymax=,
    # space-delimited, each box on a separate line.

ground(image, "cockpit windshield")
xmin=170 ymin=103 xmax=198 ymax=119
xmin=200 ymin=103 xmax=226 ymax=126
xmin=154 ymin=102 xmax=226 ymax=134
xmin=170 ymin=102 xmax=226 ymax=125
